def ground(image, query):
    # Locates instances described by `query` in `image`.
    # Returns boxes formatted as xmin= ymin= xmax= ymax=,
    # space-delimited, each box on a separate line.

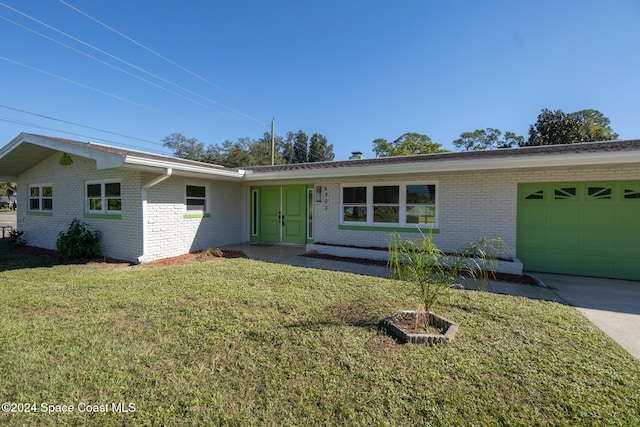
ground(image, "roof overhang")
xmin=0 ymin=133 xmax=245 ymax=180
xmin=241 ymin=149 xmax=640 ymax=180
xmin=0 ymin=133 xmax=126 ymax=179
xmin=3 ymin=133 xmax=640 ymax=183
xmin=122 ymin=155 xmax=244 ymax=180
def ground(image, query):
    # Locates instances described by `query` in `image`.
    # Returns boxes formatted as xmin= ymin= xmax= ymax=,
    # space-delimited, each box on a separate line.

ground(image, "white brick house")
xmin=1 ymin=133 xmax=640 ymax=280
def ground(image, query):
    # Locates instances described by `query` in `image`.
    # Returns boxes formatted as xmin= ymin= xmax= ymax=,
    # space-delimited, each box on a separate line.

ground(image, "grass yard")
xmin=0 ymin=240 xmax=639 ymax=426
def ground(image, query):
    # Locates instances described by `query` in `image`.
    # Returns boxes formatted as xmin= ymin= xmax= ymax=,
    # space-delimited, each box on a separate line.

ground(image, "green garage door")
xmin=517 ymin=181 xmax=640 ymax=280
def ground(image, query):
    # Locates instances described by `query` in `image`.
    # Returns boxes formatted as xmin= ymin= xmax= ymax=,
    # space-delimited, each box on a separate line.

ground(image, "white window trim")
xmin=28 ymin=183 xmax=53 ymax=212
xmin=340 ymin=181 xmax=438 ymax=228
xmin=86 ymin=180 xmax=122 ymax=214
xmin=185 ymin=183 xmax=208 ymax=213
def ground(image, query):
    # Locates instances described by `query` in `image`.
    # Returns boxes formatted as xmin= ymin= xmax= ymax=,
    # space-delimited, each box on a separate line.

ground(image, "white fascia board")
xmin=124 ymin=155 xmax=245 ymax=179
xmin=241 ymin=151 xmax=640 ymax=181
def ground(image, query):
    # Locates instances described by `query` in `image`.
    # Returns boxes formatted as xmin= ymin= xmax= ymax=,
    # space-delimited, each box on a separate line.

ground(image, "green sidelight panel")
xmin=517 ymin=181 xmax=640 ymax=280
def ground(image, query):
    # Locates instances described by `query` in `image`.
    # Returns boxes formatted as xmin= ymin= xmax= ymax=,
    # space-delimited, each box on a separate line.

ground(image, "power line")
xmin=0 ymin=105 xmax=163 ymax=147
xmin=1 ymin=108 xmax=332 ymax=163
xmin=58 ymin=0 xmax=253 ymax=107
xmin=0 ymin=3 xmax=260 ymax=122
xmin=0 ymin=55 xmax=161 ymax=112
xmin=0 ymin=16 xmax=234 ymax=118
xmin=0 ymin=116 xmax=169 ymax=153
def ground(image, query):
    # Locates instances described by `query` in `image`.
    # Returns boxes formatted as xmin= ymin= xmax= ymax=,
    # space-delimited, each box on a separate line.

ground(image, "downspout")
xmin=138 ymin=168 xmax=172 ymax=263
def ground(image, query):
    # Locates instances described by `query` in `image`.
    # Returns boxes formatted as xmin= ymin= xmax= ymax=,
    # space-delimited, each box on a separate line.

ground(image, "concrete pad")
xmin=533 ymin=273 xmax=640 ymax=361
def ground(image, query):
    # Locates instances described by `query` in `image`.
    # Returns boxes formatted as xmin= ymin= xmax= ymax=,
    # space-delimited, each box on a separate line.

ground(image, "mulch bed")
xmin=10 ymin=244 xmax=131 ymax=267
xmin=147 ymin=249 xmax=247 ymax=266
xmin=8 ymin=245 xmax=247 ymax=268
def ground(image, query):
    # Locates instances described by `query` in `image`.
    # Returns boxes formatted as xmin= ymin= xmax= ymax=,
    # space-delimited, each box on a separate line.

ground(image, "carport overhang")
xmin=0 ymin=133 xmax=245 ymax=180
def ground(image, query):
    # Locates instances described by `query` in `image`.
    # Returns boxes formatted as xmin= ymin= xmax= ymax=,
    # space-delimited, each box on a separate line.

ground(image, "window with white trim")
xmin=341 ymin=183 xmax=437 ymax=227
xmin=186 ymin=185 xmax=207 ymax=212
xmin=406 ymin=184 xmax=436 ymax=225
xmin=342 ymin=186 xmax=367 ymax=222
xmin=86 ymin=181 xmax=121 ymax=214
xmin=29 ymin=184 xmax=53 ymax=211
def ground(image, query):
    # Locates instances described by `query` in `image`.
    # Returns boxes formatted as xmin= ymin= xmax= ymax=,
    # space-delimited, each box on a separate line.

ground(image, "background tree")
xmin=281 ymin=131 xmax=296 ymax=164
xmin=0 ymin=182 xmax=16 ymax=198
xmin=525 ymin=108 xmax=618 ymax=146
xmin=293 ymin=130 xmax=308 ymax=163
xmin=254 ymin=132 xmax=286 ymax=166
xmin=569 ymin=109 xmax=619 ymax=141
xmin=373 ymin=132 xmax=448 ymax=157
xmin=161 ymin=133 xmax=210 ymax=162
xmin=453 ymin=128 xmax=524 ymax=151
xmin=163 ymin=128 xmax=332 ymax=167
xmin=216 ymin=138 xmax=253 ymax=168
xmin=308 ymin=133 xmax=335 ymax=162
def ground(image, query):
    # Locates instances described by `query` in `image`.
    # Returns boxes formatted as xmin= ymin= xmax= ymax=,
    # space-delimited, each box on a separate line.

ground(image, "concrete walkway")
xmin=224 ymin=243 xmax=640 ymax=361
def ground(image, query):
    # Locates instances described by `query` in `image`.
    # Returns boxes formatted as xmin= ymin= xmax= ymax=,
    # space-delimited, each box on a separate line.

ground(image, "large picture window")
xmin=86 ymin=181 xmax=121 ymax=214
xmin=29 ymin=184 xmax=53 ymax=212
xmin=341 ymin=182 xmax=437 ymax=227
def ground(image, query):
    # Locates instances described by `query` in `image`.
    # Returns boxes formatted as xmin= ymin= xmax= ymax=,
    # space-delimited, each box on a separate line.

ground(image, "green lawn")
xmin=1 ymin=240 xmax=639 ymax=426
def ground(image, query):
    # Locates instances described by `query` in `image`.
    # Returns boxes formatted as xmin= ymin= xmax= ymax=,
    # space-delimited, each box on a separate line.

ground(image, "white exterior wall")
xmin=143 ymin=175 xmax=245 ymax=260
xmin=17 ymin=152 xmax=143 ymax=262
xmin=243 ymin=165 xmax=640 ymax=259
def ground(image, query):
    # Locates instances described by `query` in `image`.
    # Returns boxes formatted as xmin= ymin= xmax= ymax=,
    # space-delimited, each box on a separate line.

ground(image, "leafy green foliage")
xmin=308 ymin=132 xmax=335 ymax=162
xmin=8 ymin=229 xmax=25 ymax=246
xmin=161 ymin=133 xmax=211 ymax=162
xmin=56 ymin=219 xmax=101 ymax=260
xmin=457 ymin=237 xmax=509 ymax=290
xmin=453 ymin=128 xmax=524 ymax=151
xmin=388 ymin=232 xmax=466 ymax=325
xmin=373 ymin=132 xmax=449 ymax=157
xmin=569 ymin=108 xmax=619 ymax=141
xmin=162 ymin=130 xmax=332 ymax=167
xmin=293 ymin=130 xmax=309 ymax=163
xmin=526 ymin=108 xmax=618 ymax=146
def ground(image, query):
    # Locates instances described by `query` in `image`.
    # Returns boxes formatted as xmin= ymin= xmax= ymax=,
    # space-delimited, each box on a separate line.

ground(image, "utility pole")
xmin=271 ymin=118 xmax=275 ymax=166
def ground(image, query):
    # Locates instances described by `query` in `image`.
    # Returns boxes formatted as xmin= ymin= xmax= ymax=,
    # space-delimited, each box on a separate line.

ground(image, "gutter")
xmin=138 ymin=168 xmax=173 ymax=263
xmin=241 ymin=150 xmax=640 ymax=181
xmin=125 ymin=155 xmax=245 ymax=179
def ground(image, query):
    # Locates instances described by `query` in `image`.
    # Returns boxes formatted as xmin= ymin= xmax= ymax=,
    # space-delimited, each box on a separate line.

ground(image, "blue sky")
xmin=1 ymin=0 xmax=639 ymax=161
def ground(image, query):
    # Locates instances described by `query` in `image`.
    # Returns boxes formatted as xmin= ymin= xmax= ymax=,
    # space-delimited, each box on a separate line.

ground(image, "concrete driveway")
xmin=533 ymin=273 xmax=640 ymax=361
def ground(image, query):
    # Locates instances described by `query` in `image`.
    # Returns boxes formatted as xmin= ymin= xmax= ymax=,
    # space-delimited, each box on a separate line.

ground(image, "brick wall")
xmin=144 ymin=175 xmax=244 ymax=260
xmin=242 ymin=165 xmax=640 ymax=258
xmin=17 ymin=152 xmax=143 ymax=262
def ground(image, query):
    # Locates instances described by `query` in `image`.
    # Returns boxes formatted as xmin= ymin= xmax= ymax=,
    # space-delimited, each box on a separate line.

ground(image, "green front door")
xmin=517 ymin=181 xmax=640 ymax=280
xmin=260 ymin=186 xmax=282 ymax=243
xmin=255 ymin=185 xmax=307 ymax=244
xmin=282 ymin=185 xmax=306 ymax=244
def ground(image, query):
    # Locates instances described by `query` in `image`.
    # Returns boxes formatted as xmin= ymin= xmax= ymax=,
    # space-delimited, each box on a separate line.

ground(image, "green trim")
xmin=339 ymin=224 xmax=439 ymax=233
xmin=183 ymin=213 xmax=211 ymax=219
xmin=27 ymin=211 xmax=53 ymax=217
xmin=83 ymin=213 xmax=122 ymax=220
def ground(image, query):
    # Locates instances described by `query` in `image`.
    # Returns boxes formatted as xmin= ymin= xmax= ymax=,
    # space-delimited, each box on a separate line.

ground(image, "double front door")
xmin=252 ymin=185 xmax=308 ymax=244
